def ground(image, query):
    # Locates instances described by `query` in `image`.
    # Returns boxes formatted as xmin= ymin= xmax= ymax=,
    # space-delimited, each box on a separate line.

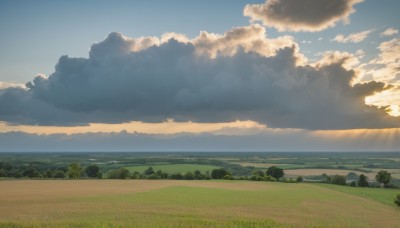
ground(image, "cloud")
xmin=0 ymin=27 xmax=398 ymax=130
xmin=244 ymin=0 xmax=363 ymax=32
xmin=332 ymin=30 xmax=372 ymax=43
xmin=380 ymin=27 xmax=399 ymax=37
xmin=365 ymin=38 xmax=400 ymax=84
xmin=0 ymin=81 xmax=26 ymax=89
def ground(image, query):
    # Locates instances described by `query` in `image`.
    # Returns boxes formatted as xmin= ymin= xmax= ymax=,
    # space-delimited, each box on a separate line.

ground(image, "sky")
xmin=0 ymin=0 xmax=399 ymax=151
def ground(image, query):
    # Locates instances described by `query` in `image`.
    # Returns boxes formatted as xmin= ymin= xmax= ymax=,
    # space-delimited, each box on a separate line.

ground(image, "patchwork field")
xmin=1 ymin=180 xmax=399 ymax=227
xmin=123 ymin=164 xmax=220 ymax=173
xmin=283 ymin=169 xmax=376 ymax=179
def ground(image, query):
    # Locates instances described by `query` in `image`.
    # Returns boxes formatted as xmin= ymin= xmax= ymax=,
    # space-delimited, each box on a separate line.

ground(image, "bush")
xmin=107 ymin=168 xmax=130 ymax=179
xmin=223 ymin=175 xmax=234 ymax=180
xmin=296 ymin=176 xmax=303 ymax=182
xmin=170 ymin=173 xmax=183 ymax=180
xmin=53 ymin=170 xmax=65 ymax=178
xmin=211 ymin=168 xmax=229 ymax=179
xmin=358 ymin=174 xmax=369 ymax=187
xmin=183 ymin=172 xmax=194 ymax=180
xmin=253 ymin=170 xmax=265 ymax=177
xmin=147 ymin=173 xmax=160 ymax=179
xmin=266 ymin=166 xmax=284 ymax=180
xmin=85 ymin=165 xmax=100 ymax=178
xmin=269 ymin=177 xmax=277 ymax=182
xmin=394 ymin=194 xmax=400 ymax=207
xmin=376 ymin=170 xmax=391 ymax=188
xmin=330 ymin=175 xmax=346 ymax=185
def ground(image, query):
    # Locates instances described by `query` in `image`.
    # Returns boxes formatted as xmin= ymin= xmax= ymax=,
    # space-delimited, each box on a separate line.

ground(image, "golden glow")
xmin=365 ymin=88 xmax=400 ymax=117
xmin=388 ymin=105 xmax=400 ymax=117
xmin=313 ymin=128 xmax=400 ymax=150
xmin=0 ymin=120 xmax=266 ymax=135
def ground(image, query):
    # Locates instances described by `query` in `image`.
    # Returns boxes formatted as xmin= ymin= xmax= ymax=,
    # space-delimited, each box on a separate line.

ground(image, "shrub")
xmin=253 ymin=170 xmax=265 ymax=177
xmin=211 ymin=168 xmax=229 ymax=179
xmin=296 ymin=176 xmax=303 ymax=182
xmin=330 ymin=175 xmax=346 ymax=185
xmin=269 ymin=177 xmax=277 ymax=182
xmin=266 ymin=166 xmax=284 ymax=180
xmin=376 ymin=170 xmax=391 ymax=188
xmin=170 ymin=173 xmax=183 ymax=180
xmin=394 ymin=194 xmax=400 ymax=207
xmin=358 ymin=174 xmax=369 ymax=187
xmin=53 ymin=170 xmax=65 ymax=178
xmin=107 ymin=168 xmax=130 ymax=179
xmin=223 ymin=175 xmax=234 ymax=180
xmin=147 ymin=173 xmax=160 ymax=179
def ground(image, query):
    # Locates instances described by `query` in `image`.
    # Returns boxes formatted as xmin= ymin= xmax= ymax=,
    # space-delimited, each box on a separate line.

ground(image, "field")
xmin=123 ymin=164 xmax=220 ymax=174
xmin=1 ymin=180 xmax=399 ymax=227
xmin=283 ymin=169 xmax=376 ymax=179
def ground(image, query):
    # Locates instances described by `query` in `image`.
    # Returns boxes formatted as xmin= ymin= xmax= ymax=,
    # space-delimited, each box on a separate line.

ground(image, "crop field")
xmin=1 ymin=180 xmax=399 ymax=227
xmin=123 ymin=164 xmax=220 ymax=174
xmin=283 ymin=169 xmax=376 ymax=179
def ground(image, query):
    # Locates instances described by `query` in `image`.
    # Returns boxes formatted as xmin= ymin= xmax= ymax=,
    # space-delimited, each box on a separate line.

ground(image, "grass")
xmin=284 ymin=169 xmax=376 ymax=179
xmin=316 ymin=183 xmax=400 ymax=207
xmin=0 ymin=180 xmax=399 ymax=227
xmin=123 ymin=164 xmax=220 ymax=173
xmin=234 ymin=162 xmax=306 ymax=170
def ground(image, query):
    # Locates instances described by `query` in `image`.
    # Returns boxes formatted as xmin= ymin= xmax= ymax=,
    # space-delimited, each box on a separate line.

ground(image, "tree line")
xmin=0 ymin=161 xmax=395 ymax=188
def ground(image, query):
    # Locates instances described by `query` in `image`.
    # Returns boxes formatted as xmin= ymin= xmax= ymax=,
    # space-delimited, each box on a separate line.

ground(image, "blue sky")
xmin=1 ymin=0 xmax=399 ymax=83
xmin=0 ymin=0 xmax=399 ymax=151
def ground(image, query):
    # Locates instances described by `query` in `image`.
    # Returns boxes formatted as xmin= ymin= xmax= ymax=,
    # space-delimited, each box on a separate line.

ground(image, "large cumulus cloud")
xmin=244 ymin=0 xmax=363 ymax=32
xmin=0 ymin=25 xmax=398 ymax=130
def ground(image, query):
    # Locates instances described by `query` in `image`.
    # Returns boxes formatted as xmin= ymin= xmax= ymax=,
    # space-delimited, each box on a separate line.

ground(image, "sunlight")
xmin=365 ymin=88 xmax=400 ymax=117
xmin=0 ymin=120 xmax=266 ymax=135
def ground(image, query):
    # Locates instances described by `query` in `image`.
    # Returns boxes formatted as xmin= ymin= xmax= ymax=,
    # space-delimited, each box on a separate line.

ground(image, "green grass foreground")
xmin=0 ymin=180 xmax=399 ymax=227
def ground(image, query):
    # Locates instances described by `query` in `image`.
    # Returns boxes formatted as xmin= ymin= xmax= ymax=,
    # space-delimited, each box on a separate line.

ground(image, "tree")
xmin=183 ymin=171 xmax=194 ymax=180
xmin=253 ymin=170 xmax=265 ymax=177
xmin=170 ymin=172 xmax=183 ymax=180
xmin=296 ymin=176 xmax=303 ymax=182
xmin=211 ymin=168 xmax=229 ymax=179
xmin=394 ymin=194 xmax=400 ymax=207
xmin=194 ymin=170 xmax=202 ymax=179
xmin=107 ymin=168 xmax=130 ymax=179
xmin=330 ymin=175 xmax=346 ymax=185
xmin=23 ymin=167 xmax=39 ymax=178
xmin=67 ymin=163 xmax=83 ymax=179
xmin=358 ymin=174 xmax=369 ymax=187
xmin=132 ymin=171 xmax=142 ymax=179
xmin=53 ymin=170 xmax=65 ymax=178
xmin=85 ymin=165 xmax=100 ymax=178
xmin=346 ymin=172 xmax=358 ymax=181
xmin=144 ymin=167 xmax=155 ymax=176
xmin=375 ymin=170 xmax=391 ymax=188
xmin=266 ymin=166 xmax=284 ymax=180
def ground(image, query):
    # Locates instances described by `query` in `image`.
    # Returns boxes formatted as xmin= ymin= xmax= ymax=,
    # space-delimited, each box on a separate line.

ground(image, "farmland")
xmin=123 ymin=164 xmax=220 ymax=174
xmin=1 ymin=152 xmax=400 ymax=227
xmin=0 ymin=180 xmax=399 ymax=227
xmin=2 ymin=152 xmax=400 ymax=184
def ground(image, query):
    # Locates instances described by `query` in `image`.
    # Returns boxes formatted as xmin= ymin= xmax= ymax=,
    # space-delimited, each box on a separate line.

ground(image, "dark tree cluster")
xmin=107 ymin=166 xmax=212 ymax=180
xmin=0 ymin=162 xmax=101 ymax=179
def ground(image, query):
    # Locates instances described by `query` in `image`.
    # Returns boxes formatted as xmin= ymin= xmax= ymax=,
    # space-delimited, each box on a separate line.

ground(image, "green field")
xmin=1 ymin=180 xmax=399 ymax=227
xmin=123 ymin=164 xmax=220 ymax=173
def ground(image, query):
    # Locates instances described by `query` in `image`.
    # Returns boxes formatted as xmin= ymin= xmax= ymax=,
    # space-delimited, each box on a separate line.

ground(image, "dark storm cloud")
xmin=244 ymin=0 xmax=363 ymax=32
xmin=0 ymin=31 xmax=398 ymax=130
